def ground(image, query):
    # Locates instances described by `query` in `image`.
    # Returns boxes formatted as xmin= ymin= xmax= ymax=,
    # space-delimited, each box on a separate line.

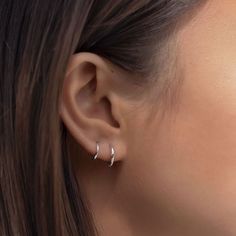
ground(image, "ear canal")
xmin=99 ymin=96 xmax=120 ymax=128
xmin=108 ymin=144 xmax=116 ymax=167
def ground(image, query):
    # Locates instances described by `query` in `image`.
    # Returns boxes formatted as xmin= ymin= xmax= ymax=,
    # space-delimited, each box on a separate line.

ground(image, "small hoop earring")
xmin=108 ymin=144 xmax=115 ymax=167
xmin=93 ymin=142 xmax=100 ymax=160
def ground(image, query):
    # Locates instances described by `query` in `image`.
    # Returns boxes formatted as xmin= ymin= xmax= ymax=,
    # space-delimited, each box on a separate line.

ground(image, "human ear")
xmin=59 ymin=52 xmax=129 ymax=166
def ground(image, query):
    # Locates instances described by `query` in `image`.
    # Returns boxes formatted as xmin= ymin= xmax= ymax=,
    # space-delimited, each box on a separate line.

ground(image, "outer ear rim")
xmin=65 ymin=52 xmax=114 ymax=79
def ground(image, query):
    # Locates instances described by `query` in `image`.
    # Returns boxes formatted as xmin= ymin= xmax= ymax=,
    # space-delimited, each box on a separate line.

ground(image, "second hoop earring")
xmin=108 ymin=144 xmax=115 ymax=167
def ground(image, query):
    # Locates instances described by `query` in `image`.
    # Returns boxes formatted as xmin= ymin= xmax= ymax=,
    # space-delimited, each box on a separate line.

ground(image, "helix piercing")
xmin=93 ymin=142 xmax=99 ymax=160
xmin=108 ymin=144 xmax=115 ymax=167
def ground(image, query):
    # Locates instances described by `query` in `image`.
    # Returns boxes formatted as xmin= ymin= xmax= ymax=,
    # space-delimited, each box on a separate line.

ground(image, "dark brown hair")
xmin=0 ymin=1 xmax=203 ymax=235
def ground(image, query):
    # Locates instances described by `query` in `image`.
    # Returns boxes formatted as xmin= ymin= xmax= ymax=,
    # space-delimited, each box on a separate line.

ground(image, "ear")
xmin=59 ymin=52 xmax=130 ymax=165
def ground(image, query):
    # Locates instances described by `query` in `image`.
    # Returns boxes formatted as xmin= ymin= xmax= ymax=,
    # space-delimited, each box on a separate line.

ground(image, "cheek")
xmin=122 ymin=76 xmax=236 ymax=234
xmin=118 ymin=1 xmax=236 ymax=234
xmin=121 ymin=51 xmax=236 ymax=234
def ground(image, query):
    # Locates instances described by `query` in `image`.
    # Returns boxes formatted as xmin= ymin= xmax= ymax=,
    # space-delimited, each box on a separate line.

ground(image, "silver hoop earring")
xmin=108 ymin=144 xmax=115 ymax=167
xmin=93 ymin=142 xmax=100 ymax=160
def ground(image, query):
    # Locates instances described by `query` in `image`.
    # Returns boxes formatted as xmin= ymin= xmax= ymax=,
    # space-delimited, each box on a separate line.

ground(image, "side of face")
xmin=59 ymin=1 xmax=236 ymax=235
xmin=119 ymin=0 xmax=236 ymax=235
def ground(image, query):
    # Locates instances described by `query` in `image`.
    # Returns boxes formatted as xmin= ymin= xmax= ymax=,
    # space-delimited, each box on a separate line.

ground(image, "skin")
xmin=59 ymin=1 xmax=236 ymax=235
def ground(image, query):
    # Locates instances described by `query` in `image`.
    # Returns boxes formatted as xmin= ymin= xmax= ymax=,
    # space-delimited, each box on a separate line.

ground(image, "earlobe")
xmin=59 ymin=52 xmax=127 ymax=166
xmin=92 ymin=141 xmax=116 ymax=167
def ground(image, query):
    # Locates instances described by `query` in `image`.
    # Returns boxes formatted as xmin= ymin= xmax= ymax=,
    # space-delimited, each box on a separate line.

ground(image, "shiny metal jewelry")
xmin=93 ymin=142 xmax=100 ymax=160
xmin=108 ymin=144 xmax=115 ymax=167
